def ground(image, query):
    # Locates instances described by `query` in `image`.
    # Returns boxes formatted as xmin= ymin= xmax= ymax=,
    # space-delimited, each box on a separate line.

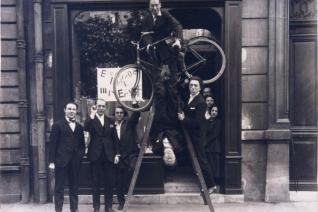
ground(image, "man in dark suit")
xmin=178 ymin=76 xmax=216 ymax=193
xmin=142 ymin=0 xmax=184 ymax=166
xmin=141 ymin=0 xmax=183 ymax=80
xmin=84 ymin=99 xmax=117 ymax=212
xmin=112 ymin=93 xmax=140 ymax=210
xmin=49 ymin=102 xmax=85 ymax=212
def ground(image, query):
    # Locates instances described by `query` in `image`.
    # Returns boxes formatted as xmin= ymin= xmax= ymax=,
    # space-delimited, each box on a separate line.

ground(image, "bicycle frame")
xmin=133 ymin=33 xmax=208 ymax=80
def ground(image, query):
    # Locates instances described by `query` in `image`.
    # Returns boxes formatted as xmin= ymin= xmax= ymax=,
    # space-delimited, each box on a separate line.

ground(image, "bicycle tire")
xmin=184 ymin=36 xmax=226 ymax=84
xmin=113 ymin=64 xmax=154 ymax=112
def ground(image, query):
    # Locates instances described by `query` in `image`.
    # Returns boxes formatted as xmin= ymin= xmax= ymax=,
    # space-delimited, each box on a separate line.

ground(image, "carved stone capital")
xmin=19 ymin=99 xmax=29 ymax=108
xmin=33 ymin=0 xmax=42 ymax=4
xmin=34 ymin=53 xmax=44 ymax=63
xmin=20 ymin=157 xmax=31 ymax=166
xmin=36 ymin=113 xmax=46 ymax=121
xmin=17 ymin=40 xmax=27 ymax=49
xmin=290 ymin=0 xmax=317 ymax=19
xmin=38 ymin=171 xmax=48 ymax=179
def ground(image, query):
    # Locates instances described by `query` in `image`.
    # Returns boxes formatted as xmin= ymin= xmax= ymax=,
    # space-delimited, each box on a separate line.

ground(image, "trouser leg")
xmin=104 ymin=160 xmax=115 ymax=210
xmin=90 ymin=159 xmax=102 ymax=209
xmin=193 ymin=141 xmax=216 ymax=188
xmin=68 ymin=156 xmax=80 ymax=211
xmin=115 ymin=167 xmax=126 ymax=205
xmin=54 ymin=166 xmax=66 ymax=212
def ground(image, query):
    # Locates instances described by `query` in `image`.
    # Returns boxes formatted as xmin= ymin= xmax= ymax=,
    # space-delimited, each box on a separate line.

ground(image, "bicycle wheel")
xmin=184 ymin=36 xmax=226 ymax=84
xmin=113 ymin=64 xmax=154 ymax=112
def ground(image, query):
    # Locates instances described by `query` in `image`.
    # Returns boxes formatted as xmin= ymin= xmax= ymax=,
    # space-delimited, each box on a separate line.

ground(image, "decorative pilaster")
xmin=33 ymin=0 xmax=48 ymax=203
xmin=17 ymin=0 xmax=31 ymax=203
xmin=265 ymin=0 xmax=291 ymax=202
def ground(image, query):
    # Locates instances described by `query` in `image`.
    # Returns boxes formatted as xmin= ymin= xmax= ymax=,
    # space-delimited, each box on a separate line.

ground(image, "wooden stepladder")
xmin=123 ymin=107 xmax=215 ymax=212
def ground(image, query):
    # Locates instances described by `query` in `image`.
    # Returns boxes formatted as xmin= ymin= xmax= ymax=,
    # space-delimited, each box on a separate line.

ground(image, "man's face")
xmin=206 ymin=96 xmax=214 ymax=108
xmin=64 ymin=103 xmax=77 ymax=120
xmin=149 ymin=0 xmax=161 ymax=16
xmin=115 ymin=107 xmax=125 ymax=122
xmin=96 ymin=100 xmax=106 ymax=116
xmin=189 ymin=80 xmax=201 ymax=96
xmin=211 ymin=106 xmax=218 ymax=118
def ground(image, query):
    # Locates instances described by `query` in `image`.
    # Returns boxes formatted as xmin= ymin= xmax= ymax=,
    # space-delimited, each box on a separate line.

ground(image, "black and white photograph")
xmin=0 ymin=0 xmax=317 ymax=212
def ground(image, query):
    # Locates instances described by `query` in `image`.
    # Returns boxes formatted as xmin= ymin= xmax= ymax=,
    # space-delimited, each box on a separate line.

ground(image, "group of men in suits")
xmin=48 ymin=0 xmax=219 ymax=212
xmin=49 ymin=93 xmax=139 ymax=212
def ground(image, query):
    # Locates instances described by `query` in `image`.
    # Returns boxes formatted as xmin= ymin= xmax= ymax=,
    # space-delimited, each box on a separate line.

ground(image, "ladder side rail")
xmin=181 ymin=125 xmax=215 ymax=212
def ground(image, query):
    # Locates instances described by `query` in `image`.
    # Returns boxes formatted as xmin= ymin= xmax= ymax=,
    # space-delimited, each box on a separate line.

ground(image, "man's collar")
xmin=96 ymin=113 xmax=104 ymax=119
xmin=115 ymin=120 xmax=123 ymax=126
xmin=190 ymin=92 xmax=200 ymax=98
xmin=152 ymin=10 xmax=162 ymax=19
xmin=65 ymin=116 xmax=75 ymax=123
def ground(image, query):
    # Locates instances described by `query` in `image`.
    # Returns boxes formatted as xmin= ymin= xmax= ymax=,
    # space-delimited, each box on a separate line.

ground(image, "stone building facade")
xmin=0 ymin=0 xmax=317 ymax=203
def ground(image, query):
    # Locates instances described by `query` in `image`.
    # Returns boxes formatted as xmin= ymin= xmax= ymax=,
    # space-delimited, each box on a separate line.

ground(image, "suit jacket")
xmin=181 ymin=94 xmax=207 ymax=146
xmin=84 ymin=115 xmax=117 ymax=163
xmin=141 ymin=10 xmax=183 ymax=61
xmin=113 ymin=110 xmax=140 ymax=169
xmin=49 ymin=119 xmax=85 ymax=167
xmin=205 ymin=118 xmax=221 ymax=153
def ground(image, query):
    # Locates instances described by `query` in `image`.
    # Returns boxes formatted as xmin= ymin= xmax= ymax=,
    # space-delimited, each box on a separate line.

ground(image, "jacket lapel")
xmin=94 ymin=116 xmax=104 ymax=133
xmin=120 ymin=121 xmax=127 ymax=142
xmin=63 ymin=118 xmax=74 ymax=134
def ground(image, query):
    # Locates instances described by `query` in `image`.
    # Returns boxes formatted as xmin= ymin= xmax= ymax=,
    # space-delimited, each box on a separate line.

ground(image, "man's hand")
xmin=172 ymin=39 xmax=181 ymax=49
xmin=49 ymin=163 xmax=55 ymax=170
xmin=90 ymin=105 xmax=97 ymax=119
xmin=205 ymin=111 xmax=211 ymax=120
xmin=178 ymin=111 xmax=185 ymax=121
xmin=131 ymin=87 xmax=137 ymax=104
xmin=114 ymin=154 xmax=121 ymax=164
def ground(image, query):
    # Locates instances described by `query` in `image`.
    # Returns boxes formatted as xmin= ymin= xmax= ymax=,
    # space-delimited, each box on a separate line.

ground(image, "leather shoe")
xmin=118 ymin=204 xmax=124 ymax=210
xmin=105 ymin=208 xmax=113 ymax=212
xmin=208 ymin=186 xmax=217 ymax=194
xmin=93 ymin=209 xmax=100 ymax=212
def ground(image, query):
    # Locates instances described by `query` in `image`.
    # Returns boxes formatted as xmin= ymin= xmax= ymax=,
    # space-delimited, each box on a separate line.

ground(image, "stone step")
xmin=64 ymin=193 xmax=244 ymax=204
xmin=164 ymin=181 xmax=200 ymax=193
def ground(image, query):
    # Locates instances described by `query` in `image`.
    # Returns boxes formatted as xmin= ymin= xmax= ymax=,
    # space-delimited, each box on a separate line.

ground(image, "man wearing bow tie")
xmin=84 ymin=99 xmax=117 ymax=212
xmin=49 ymin=102 xmax=85 ymax=212
xmin=178 ymin=77 xmax=216 ymax=193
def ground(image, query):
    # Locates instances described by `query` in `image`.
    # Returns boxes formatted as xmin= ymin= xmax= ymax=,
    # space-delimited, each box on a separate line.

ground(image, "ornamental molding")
xmin=290 ymin=0 xmax=317 ymax=19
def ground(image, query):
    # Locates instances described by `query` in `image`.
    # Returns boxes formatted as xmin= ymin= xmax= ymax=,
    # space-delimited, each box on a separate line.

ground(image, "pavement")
xmin=1 ymin=192 xmax=317 ymax=212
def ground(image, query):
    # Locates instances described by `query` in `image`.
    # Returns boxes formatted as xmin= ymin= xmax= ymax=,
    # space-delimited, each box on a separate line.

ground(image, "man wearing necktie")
xmin=112 ymin=91 xmax=140 ymax=210
xmin=49 ymin=102 xmax=85 ymax=212
xmin=142 ymin=0 xmax=183 ymax=81
xmin=178 ymin=76 xmax=217 ymax=194
xmin=141 ymin=0 xmax=185 ymax=167
xmin=84 ymin=99 xmax=117 ymax=212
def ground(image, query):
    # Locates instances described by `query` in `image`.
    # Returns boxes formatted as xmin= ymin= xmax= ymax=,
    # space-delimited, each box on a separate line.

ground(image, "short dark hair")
xmin=189 ymin=76 xmax=203 ymax=90
xmin=64 ymin=101 xmax=78 ymax=109
xmin=114 ymin=105 xmax=128 ymax=117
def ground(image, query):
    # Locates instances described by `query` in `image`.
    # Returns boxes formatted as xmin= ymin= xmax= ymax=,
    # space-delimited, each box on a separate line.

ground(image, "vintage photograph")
xmin=0 ymin=0 xmax=317 ymax=212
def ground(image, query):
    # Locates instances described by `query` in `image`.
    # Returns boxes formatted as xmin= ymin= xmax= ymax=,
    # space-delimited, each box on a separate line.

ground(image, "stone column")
xmin=33 ymin=0 xmax=47 ymax=203
xmin=265 ymin=0 xmax=291 ymax=202
xmin=17 ymin=0 xmax=31 ymax=203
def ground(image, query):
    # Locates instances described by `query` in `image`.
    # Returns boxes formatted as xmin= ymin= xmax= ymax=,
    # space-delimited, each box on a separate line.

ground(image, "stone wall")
xmin=241 ymin=0 xmax=269 ymax=201
xmin=0 ymin=0 xmax=21 ymax=202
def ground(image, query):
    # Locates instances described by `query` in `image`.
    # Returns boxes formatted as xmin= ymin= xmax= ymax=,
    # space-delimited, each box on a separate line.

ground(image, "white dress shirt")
xmin=96 ymin=114 xmax=104 ymax=127
xmin=188 ymin=92 xmax=199 ymax=104
xmin=115 ymin=121 xmax=123 ymax=140
xmin=65 ymin=117 xmax=76 ymax=132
